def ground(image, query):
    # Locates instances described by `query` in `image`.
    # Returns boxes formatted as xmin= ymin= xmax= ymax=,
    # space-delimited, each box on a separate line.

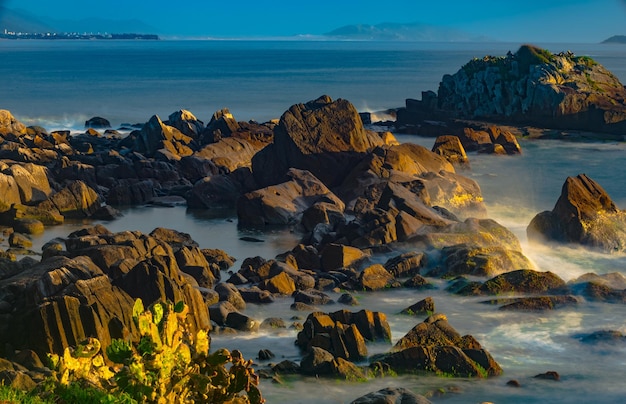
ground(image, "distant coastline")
xmin=0 ymin=29 xmax=159 ymax=40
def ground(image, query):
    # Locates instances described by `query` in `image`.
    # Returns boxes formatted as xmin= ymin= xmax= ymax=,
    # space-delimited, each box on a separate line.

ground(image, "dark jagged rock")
xmin=5 ymin=163 xmax=52 ymax=204
xmin=0 ymin=172 xmax=22 ymax=212
xmin=534 ymin=371 xmax=560 ymax=381
xmin=375 ymin=313 xmax=502 ymax=378
xmin=166 ymin=109 xmax=204 ymax=139
xmin=237 ymin=168 xmax=345 ymax=227
xmin=527 ymin=174 xmax=626 ymax=252
xmin=38 ymin=180 xmax=101 ymax=218
xmin=296 ymin=309 xmax=391 ymax=363
xmin=252 ymin=95 xmax=384 ymax=188
xmin=194 ymin=136 xmax=268 ymax=173
xmin=401 ymin=297 xmax=435 ymax=315
xmin=0 ymin=110 xmax=27 ymax=137
xmin=0 ymin=226 xmax=213 ymax=360
xmin=300 ymin=346 xmax=365 ymax=380
xmin=357 ymin=264 xmax=396 ymax=291
xmin=84 ymin=116 xmax=111 ymax=129
xmin=383 ymin=251 xmax=427 ymax=278
xmin=432 ymin=135 xmax=470 ymax=168
xmin=201 ymin=108 xmax=240 ymax=143
xmin=134 ymin=114 xmax=195 ymax=157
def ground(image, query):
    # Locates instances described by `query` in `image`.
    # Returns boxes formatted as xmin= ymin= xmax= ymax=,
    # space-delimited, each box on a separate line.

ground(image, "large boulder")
xmin=0 ymin=172 xmax=21 ymax=212
xmin=376 ymin=314 xmax=502 ymax=378
xmin=296 ymin=309 xmax=391 ymax=362
xmin=527 ymin=174 xmax=626 ymax=252
xmin=38 ymin=180 xmax=101 ymax=218
xmin=436 ymin=243 xmax=535 ymax=278
xmin=134 ymin=115 xmax=195 ymax=157
xmin=201 ymin=108 xmax=240 ymax=143
xmin=4 ymin=163 xmax=52 ymax=204
xmin=252 ymin=95 xmax=383 ymax=188
xmin=0 ymin=110 xmax=27 ymax=137
xmin=432 ymin=135 xmax=470 ymax=167
xmin=237 ymin=168 xmax=345 ymax=226
xmin=194 ymin=137 xmax=268 ymax=173
xmin=166 ymin=109 xmax=204 ymax=139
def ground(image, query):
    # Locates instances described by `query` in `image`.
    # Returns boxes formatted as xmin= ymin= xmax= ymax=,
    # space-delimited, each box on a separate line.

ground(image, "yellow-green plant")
xmin=48 ymin=298 xmax=264 ymax=404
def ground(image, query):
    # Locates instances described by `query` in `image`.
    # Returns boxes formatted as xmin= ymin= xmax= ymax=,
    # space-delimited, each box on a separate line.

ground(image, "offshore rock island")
xmin=394 ymin=44 xmax=626 ymax=138
xmin=0 ymin=45 xmax=625 ymax=402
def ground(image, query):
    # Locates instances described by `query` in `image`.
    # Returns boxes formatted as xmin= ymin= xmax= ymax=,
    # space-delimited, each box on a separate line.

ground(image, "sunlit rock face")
xmin=435 ymin=45 xmax=626 ymax=134
xmin=527 ymin=174 xmax=626 ymax=252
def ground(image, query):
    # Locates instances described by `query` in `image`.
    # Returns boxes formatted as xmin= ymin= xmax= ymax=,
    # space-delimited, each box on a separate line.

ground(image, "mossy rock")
xmin=479 ymin=269 xmax=566 ymax=295
xmin=516 ymin=44 xmax=554 ymax=73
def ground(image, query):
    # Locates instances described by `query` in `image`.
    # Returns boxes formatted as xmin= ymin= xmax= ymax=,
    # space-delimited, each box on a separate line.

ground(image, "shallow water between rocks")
xmin=20 ymin=136 xmax=626 ymax=403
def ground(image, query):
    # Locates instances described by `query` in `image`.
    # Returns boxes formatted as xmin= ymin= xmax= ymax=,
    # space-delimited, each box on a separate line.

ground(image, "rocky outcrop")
xmin=0 ymin=110 xmax=27 ymax=137
xmin=0 ymin=226 xmax=211 ymax=360
xmin=84 ymin=116 xmax=111 ymax=129
xmin=237 ymin=168 xmax=345 ymax=226
xmin=296 ymin=310 xmax=391 ymax=362
xmin=252 ymin=95 xmax=384 ymax=188
xmin=166 ymin=109 xmax=204 ymax=139
xmin=38 ymin=180 xmax=101 ymax=218
xmin=527 ymin=174 xmax=626 ymax=252
xmin=432 ymin=135 xmax=470 ymax=167
xmin=133 ymin=114 xmax=195 ymax=157
xmin=434 ymin=45 xmax=626 ymax=135
xmin=194 ymin=137 xmax=268 ymax=173
xmin=374 ymin=313 xmax=502 ymax=378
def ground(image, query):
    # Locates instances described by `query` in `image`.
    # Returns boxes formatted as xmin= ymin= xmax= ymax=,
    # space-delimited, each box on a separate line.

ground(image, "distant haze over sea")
xmin=2 ymin=5 xmax=621 ymax=43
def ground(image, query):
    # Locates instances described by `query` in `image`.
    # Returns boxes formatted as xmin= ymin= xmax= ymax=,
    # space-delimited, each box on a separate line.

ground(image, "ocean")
xmin=2 ymin=39 xmax=625 ymax=130
xmin=2 ymin=39 xmax=626 ymax=403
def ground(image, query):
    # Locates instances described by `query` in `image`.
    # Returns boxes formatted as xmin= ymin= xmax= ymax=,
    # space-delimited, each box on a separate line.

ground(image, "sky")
xmin=2 ymin=0 xmax=626 ymax=42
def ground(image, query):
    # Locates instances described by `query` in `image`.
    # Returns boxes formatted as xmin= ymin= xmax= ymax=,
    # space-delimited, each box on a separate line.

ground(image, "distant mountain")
xmin=0 ymin=7 xmax=55 ymax=33
xmin=602 ymin=35 xmax=626 ymax=44
xmin=0 ymin=7 xmax=158 ymax=34
xmin=324 ymin=22 xmax=489 ymax=42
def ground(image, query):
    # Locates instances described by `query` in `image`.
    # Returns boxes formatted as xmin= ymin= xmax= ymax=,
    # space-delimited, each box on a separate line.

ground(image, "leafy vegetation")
xmin=42 ymin=298 xmax=264 ymax=404
xmin=0 ymin=383 xmax=48 ymax=404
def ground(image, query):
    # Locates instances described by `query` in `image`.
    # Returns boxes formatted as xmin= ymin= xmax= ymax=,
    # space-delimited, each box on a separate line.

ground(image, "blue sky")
xmin=3 ymin=0 xmax=626 ymax=42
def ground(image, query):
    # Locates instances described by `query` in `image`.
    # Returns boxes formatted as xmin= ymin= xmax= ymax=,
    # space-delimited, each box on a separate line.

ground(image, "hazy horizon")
xmin=1 ymin=0 xmax=626 ymax=43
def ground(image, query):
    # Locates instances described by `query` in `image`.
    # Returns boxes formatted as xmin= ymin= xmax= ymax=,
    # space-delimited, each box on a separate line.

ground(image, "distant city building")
xmin=1 ymin=29 xmax=159 ymax=40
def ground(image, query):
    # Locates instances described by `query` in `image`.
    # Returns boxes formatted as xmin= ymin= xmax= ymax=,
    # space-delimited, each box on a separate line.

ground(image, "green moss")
xmin=516 ymin=44 xmax=554 ymax=73
xmin=0 ymin=384 xmax=49 ymax=404
xmin=574 ymin=55 xmax=598 ymax=67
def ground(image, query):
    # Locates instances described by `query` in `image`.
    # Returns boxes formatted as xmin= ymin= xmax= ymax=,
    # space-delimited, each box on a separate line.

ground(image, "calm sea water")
xmin=3 ymin=39 xmax=626 ymax=403
xmin=1 ymin=39 xmax=625 ymax=129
